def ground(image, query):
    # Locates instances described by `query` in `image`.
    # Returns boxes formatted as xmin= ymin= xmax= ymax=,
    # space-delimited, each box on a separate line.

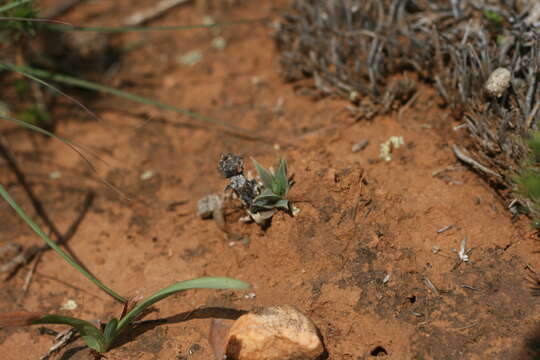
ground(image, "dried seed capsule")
xmin=218 ymin=153 xmax=244 ymax=178
xmin=226 ymin=175 xmax=259 ymax=207
xmin=485 ymin=68 xmax=511 ymax=98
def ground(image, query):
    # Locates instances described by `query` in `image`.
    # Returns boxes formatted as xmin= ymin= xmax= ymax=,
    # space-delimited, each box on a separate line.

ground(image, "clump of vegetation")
xmin=0 ymin=277 xmax=248 ymax=353
xmin=218 ymin=153 xmax=294 ymax=225
xmin=0 ymin=184 xmax=249 ymax=353
xmin=0 ymin=0 xmax=41 ymax=43
xmin=251 ymin=157 xmax=293 ymax=212
xmin=276 ymin=0 xmax=540 ymax=223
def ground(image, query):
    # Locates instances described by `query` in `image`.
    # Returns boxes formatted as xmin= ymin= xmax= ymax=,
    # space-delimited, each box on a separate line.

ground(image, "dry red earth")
xmin=2 ymin=1 xmax=540 ymax=359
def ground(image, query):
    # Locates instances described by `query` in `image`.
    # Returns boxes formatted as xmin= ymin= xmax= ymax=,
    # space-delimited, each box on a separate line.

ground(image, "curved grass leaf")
xmin=0 ymin=63 xmax=247 ymax=133
xmin=6 ymin=63 xmax=102 ymax=122
xmin=0 ymin=16 xmax=71 ymax=25
xmin=0 ymin=114 xmax=128 ymax=199
xmin=32 ymin=314 xmax=105 ymax=352
xmin=116 ymin=277 xmax=249 ymax=335
xmin=0 ymin=184 xmax=127 ymax=304
xmin=103 ymin=318 xmax=118 ymax=350
xmin=47 ymin=18 xmax=268 ymax=33
xmin=0 ymin=311 xmax=45 ymax=327
xmin=0 ymin=112 xmax=106 ymax=171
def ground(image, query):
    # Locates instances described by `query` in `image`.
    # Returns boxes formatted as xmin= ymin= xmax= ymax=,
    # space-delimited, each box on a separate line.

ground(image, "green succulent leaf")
xmin=271 ymin=158 xmax=289 ymax=196
xmin=271 ymin=180 xmax=282 ymax=196
xmin=276 ymin=159 xmax=288 ymax=189
xmin=252 ymin=202 xmax=275 ymax=211
xmin=251 ymin=157 xmax=274 ymax=189
xmin=254 ymin=193 xmax=282 ymax=203
xmin=258 ymin=188 xmax=275 ymax=197
xmin=250 ymin=157 xmax=292 ymax=212
xmin=274 ymin=199 xmax=290 ymax=210
xmin=32 ymin=314 xmax=106 ymax=352
xmin=116 ymin=277 xmax=249 ymax=336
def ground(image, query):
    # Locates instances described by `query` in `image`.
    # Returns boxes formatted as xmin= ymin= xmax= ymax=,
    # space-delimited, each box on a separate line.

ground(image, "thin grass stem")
xmin=0 ymin=185 xmax=127 ymax=303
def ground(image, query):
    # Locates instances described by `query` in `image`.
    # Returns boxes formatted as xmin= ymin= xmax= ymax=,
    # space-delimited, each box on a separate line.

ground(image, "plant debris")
xmin=352 ymin=139 xmax=369 ymax=153
xmin=215 ymin=153 xmax=295 ymax=225
xmin=275 ymin=0 xmax=540 ymax=222
xmin=379 ymin=136 xmax=404 ymax=162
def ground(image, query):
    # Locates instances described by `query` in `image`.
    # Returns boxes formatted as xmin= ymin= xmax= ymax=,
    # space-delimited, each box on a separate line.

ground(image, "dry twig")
xmin=124 ymin=0 xmax=191 ymax=26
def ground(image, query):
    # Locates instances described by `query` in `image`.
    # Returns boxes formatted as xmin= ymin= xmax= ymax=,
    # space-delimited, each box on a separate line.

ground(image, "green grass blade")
xmin=0 ymin=184 xmax=127 ymax=304
xmin=6 ymin=64 xmax=102 ymax=122
xmin=1 ymin=113 xmax=78 ymax=145
xmin=0 ymin=114 xmax=128 ymax=199
xmin=0 ymin=114 xmax=101 ymax=169
xmin=0 ymin=63 xmax=245 ymax=132
xmin=33 ymin=314 xmax=105 ymax=352
xmin=0 ymin=16 xmax=70 ymax=25
xmin=46 ymin=18 xmax=268 ymax=33
xmin=0 ymin=0 xmax=33 ymax=13
xmin=116 ymin=277 xmax=249 ymax=335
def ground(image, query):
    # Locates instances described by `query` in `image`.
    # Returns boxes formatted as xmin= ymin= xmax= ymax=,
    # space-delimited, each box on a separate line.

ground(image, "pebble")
xmin=197 ymin=194 xmax=222 ymax=219
xmin=178 ymin=49 xmax=203 ymax=66
xmin=225 ymin=305 xmax=324 ymax=360
xmin=485 ymin=67 xmax=511 ymax=98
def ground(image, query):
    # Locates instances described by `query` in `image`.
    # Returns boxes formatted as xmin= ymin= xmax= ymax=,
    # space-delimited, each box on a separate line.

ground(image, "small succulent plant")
xmin=251 ymin=157 xmax=293 ymax=212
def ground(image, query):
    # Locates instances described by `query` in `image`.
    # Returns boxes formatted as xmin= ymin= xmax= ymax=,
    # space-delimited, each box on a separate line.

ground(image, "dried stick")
xmin=41 ymin=0 xmax=87 ymax=19
xmin=124 ymin=0 xmax=191 ymax=26
xmin=452 ymin=145 xmax=501 ymax=178
xmin=40 ymin=329 xmax=77 ymax=360
xmin=21 ymin=251 xmax=42 ymax=294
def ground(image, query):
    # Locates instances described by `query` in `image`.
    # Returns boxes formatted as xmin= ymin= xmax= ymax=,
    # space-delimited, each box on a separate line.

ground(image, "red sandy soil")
xmin=2 ymin=1 xmax=540 ymax=359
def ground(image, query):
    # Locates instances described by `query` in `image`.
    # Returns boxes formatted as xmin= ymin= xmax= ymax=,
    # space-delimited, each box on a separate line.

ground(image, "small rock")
xmin=178 ymin=49 xmax=203 ymax=66
xmin=140 ymin=170 xmax=154 ymax=181
xmin=225 ymin=305 xmax=324 ymax=360
xmin=485 ymin=67 xmax=511 ymax=98
xmin=212 ymin=36 xmax=227 ymax=50
xmin=49 ymin=171 xmax=62 ymax=180
xmin=197 ymin=194 xmax=222 ymax=219
xmin=352 ymin=139 xmax=369 ymax=153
